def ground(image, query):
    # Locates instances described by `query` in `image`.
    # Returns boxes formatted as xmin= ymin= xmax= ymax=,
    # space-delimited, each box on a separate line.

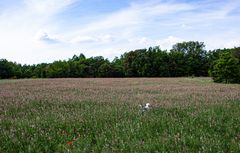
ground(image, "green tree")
xmin=33 ymin=63 xmax=48 ymax=78
xmin=122 ymin=50 xmax=142 ymax=77
xmin=46 ymin=61 xmax=70 ymax=78
xmin=168 ymin=50 xmax=186 ymax=77
xmin=210 ymin=51 xmax=240 ymax=83
xmin=171 ymin=41 xmax=208 ymax=76
xmin=98 ymin=62 xmax=112 ymax=77
xmin=110 ymin=57 xmax=124 ymax=77
xmin=0 ymin=59 xmax=14 ymax=79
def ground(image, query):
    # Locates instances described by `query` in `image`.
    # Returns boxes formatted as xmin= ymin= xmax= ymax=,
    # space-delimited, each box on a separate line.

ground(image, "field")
xmin=0 ymin=78 xmax=240 ymax=152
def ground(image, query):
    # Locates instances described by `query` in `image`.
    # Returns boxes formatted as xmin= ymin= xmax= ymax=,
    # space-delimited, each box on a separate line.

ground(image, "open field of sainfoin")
xmin=0 ymin=78 xmax=240 ymax=152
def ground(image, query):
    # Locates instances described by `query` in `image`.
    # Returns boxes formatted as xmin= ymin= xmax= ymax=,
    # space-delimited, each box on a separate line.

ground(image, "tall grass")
xmin=0 ymin=78 xmax=240 ymax=152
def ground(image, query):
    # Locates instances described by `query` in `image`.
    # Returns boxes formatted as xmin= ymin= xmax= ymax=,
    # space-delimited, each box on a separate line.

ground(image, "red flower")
xmin=67 ymin=141 xmax=73 ymax=145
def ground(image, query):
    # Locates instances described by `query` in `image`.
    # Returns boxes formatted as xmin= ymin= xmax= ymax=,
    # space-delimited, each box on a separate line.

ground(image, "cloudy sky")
xmin=0 ymin=0 xmax=240 ymax=64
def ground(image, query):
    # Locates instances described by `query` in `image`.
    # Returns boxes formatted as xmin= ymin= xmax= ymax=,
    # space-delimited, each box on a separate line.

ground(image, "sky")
xmin=0 ymin=0 xmax=240 ymax=64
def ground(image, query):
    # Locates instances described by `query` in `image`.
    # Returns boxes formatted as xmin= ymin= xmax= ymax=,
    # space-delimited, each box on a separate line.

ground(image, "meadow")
xmin=0 ymin=78 xmax=240 ymax=152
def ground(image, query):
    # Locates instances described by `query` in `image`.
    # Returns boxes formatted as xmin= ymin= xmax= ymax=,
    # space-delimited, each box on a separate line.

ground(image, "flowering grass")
xmin=0 ymin=78 xmax=240 ymax=152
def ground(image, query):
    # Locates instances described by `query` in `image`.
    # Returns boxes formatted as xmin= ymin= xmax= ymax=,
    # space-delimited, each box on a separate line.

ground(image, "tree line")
xmin=0 ymin=41 xmax=239 ymax=83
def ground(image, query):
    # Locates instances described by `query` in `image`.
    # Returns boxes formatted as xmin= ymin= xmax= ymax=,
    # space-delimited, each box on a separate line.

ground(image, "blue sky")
xmin=0 ymin=0 xmax=240 ymax=64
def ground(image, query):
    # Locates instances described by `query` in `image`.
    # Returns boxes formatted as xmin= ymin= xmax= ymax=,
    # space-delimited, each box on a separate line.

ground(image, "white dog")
xmin=139 ymin=103 xmax=151 ymax=112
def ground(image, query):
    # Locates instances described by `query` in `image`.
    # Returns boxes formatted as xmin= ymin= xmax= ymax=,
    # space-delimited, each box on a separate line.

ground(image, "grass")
xmin=0 ymin=78 xmax=240 ymax=152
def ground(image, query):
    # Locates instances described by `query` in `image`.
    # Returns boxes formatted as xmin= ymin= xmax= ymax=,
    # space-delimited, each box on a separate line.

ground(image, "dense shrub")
xmin=0 ymin=42 xmax=239 ymax=84
xmin=209 ymin=49 xmax=240 ymax=83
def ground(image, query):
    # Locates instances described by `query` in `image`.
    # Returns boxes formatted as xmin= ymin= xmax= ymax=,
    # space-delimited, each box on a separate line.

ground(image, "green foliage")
xmin=168 ymin=50 xmax=186 ymax=76
xmin=0 ymin=42 xmax=239 ymax=84
xmin=210 ymin=49 xmax=240 ymax=83
xmin=122 ymin=47 xmax=170 ymax=77
xmin=171 ymin=41 xmax=208 ymax=76
xmin=1 ymin=78 xmax=239 ymax=152
xmin=111 ymin=57 xmax=124 ymax=77
xmin=98 ymin=62 xmax=112 ymax=77
xmin=0 ymin=59 xmax=14 ymax=79
xmin=1 ymin=100 xmax=240 ymax=152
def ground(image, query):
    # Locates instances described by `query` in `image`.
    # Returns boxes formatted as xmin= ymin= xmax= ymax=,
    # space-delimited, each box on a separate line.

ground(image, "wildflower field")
xmin=0 ymin=78 xmax=240 ymax=152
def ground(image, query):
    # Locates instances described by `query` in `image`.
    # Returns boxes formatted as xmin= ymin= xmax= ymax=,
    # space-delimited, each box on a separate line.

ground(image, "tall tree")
xmin=0 ymin=59 xmax=14 ymax=79
xmin=210 ymin=48 xmax=240 ymax=83
xmin=171 ymin=41 xmax=208 ymax=76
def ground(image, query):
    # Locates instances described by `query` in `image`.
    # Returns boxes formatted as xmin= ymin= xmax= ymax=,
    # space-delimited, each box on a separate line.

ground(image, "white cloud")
xmin=69 ymin=1 xmax=194 ymax=36
xmin=205 ymin=38 xmax=240 ymax=50
xmin=157 ymin=36 xmax=185 ymax=50
xmin=70 ymin=34 xmax=114 ymax=44
xmin=0 ymin=0 xmax=78 ymax=64
xmin=23 ymin=0 xmax=77 ymax=16
xmin=0 ymin=0 xmax=240 ymax=64
xmin=70 ymin=36 xmax=98 ymax=43
xmin=35 ymin=31 xmax=60 ymax=44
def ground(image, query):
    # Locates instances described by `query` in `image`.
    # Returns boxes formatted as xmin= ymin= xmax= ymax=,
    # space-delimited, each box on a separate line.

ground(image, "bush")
xmin=210 ymin=50 xmax=240 ymax=83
